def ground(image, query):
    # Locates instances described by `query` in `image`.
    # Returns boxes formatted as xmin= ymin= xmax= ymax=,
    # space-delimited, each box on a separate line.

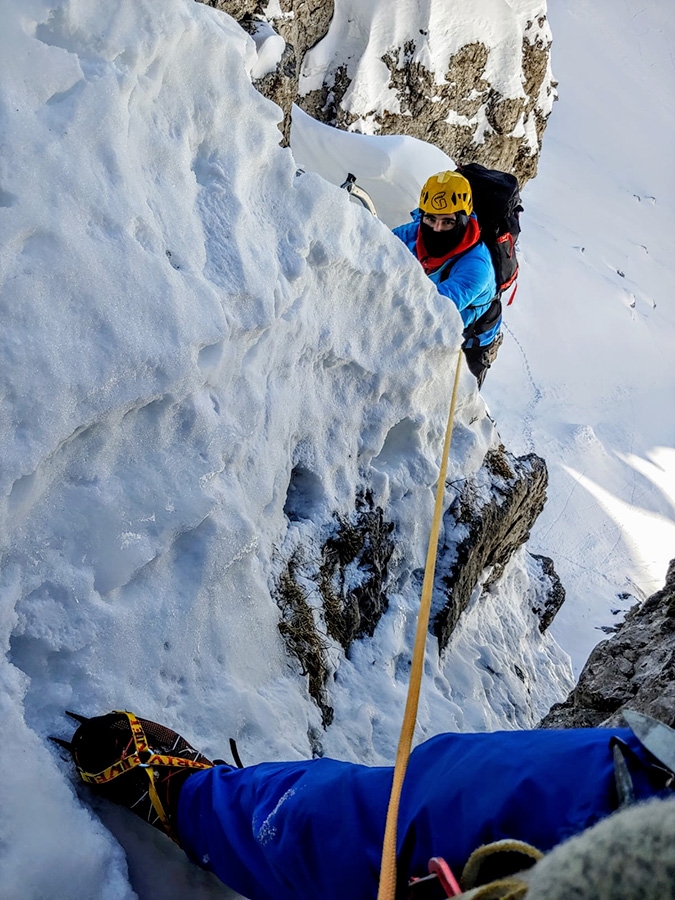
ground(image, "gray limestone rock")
xmin=432 ymin=445 xmax=551 ymax=650
xmin=298 ymin=13 xmax=555 ymax=186
xmin=266 ymin=0 xmax=335 ymax=66
xmin=540 ymin=558 xmax=675 ymax=729
xmin=196 ymin=2 xmax=554 ymax=183
xmin=249 ymin=40 xmax=298 ymax=145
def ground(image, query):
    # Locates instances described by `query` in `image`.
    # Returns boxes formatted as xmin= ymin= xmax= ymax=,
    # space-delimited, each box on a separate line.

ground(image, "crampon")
xmin=52 ymin=710 xmax=214 ymax=842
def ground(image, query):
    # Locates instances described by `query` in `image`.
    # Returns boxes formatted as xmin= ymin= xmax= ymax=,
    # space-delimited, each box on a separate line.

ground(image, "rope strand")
xmin=377 ymin=350 xmax=464 ymax=900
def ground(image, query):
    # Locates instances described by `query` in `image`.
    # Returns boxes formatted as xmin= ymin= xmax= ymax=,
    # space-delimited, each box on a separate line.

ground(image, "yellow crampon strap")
xmin=377 ymin=351 xmax=464 ymax=900
xmin=77 ymin=710 xmax=213 ymax=836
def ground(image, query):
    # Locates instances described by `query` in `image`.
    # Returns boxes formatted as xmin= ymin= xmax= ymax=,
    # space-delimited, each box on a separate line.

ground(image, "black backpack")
xmin=457 ymin=163 xmax=523 ymax=305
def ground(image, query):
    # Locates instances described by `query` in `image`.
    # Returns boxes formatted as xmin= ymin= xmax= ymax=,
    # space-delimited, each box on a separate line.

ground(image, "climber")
xmin=393 ymin=170 xmax=502 ymax=388
xmin=55 ymin=709 xmax=674 ymax=900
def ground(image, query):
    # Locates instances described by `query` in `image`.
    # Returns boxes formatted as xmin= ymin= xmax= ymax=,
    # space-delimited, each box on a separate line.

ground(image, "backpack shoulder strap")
xmin=437 ymin=247 xmax=471 ymax=282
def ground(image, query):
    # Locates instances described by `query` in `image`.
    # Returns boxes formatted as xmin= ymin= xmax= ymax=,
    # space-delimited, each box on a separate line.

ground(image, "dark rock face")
xmin=319 ymin=499 xmax=395 ymax=654
xmin=432 ymin=446 xmax=550 ymax=651
xmin=530 ymin=553 xmax=566 ymax=633
xmin=540 ymin=559 xmax=675 ymax=729
xmin=275 ymin=445 xmax=560 ymax=725
xmin=275 ymin=493 xmax=395 ymax=726
xmin=277 ymin=568 xmax=334 ymax=727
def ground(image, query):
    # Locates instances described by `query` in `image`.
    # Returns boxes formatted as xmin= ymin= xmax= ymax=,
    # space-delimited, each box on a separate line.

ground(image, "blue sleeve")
xmin=392 ymin=220 xmax=419 ymax=255
xmin=436 ymin=248 xmax=496 ymax=313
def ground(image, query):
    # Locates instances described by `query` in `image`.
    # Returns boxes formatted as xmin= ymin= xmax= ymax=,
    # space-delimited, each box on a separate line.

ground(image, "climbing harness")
xmin=377 ymin=349 xmax=464 ymax=900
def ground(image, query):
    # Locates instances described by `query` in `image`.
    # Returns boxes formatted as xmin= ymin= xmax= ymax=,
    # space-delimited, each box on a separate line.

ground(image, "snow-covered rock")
xmin=296 ymin=0 xmax=555 ymax=184
xmin=204 ymin=1 xmax=555 ymax=183
xmin=0 ymin=1 xmax=571 ymax=896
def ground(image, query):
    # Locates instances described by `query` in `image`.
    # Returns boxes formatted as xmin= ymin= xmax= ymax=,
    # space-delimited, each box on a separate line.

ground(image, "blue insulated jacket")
xmin=393 ymin=211 xmax=499 ymax=346
xmin=177 ymin=727 xmax=665 ymax=900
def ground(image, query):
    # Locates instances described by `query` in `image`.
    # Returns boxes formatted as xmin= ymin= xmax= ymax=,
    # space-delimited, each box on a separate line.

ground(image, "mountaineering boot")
xmin=56 ymin=710 xmax=214 ymax=842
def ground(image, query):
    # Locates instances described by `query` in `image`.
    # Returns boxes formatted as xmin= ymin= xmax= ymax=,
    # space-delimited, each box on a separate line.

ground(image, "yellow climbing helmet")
xmin=419 ymin=171 xmax=473 ymax=216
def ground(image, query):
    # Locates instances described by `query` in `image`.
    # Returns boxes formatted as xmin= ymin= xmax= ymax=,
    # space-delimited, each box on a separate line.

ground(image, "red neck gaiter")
xmin=416 ymin=217 xmax=481 ymax=274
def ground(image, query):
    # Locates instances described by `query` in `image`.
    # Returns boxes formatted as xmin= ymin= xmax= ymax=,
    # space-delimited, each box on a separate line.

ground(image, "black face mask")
xmin=420 ymin=214 xmax=468 ymax=256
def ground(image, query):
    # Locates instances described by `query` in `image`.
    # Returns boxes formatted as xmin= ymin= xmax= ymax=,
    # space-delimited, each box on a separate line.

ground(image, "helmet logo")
xmin=420 ymin=172 xmax=472 ymax=215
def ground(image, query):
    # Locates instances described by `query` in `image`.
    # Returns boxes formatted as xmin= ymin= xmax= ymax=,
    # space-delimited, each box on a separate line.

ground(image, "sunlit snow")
xmin=0 ymin=0 xmax=673 ymax=899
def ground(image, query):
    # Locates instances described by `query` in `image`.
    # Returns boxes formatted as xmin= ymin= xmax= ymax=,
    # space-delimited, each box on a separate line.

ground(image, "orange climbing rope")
xmin=377 ymin=349 xmax=464 ymax=900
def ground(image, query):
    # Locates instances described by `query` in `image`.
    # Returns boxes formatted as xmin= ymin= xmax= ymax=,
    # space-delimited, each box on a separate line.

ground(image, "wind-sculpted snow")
xmin=0 ymin=1 xmax=573 ymax=897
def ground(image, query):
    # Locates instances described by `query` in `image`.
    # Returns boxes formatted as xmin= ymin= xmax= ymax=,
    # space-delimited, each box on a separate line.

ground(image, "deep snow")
xmin=0 ymin=0 xmax=672 ymax=898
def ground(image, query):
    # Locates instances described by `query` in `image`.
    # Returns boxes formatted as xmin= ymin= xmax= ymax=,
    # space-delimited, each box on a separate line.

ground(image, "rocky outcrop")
xmin=297 ymin=9 xmax=554 ymax=186
xmin=276 ymin=446 xmax=562 ymax=722
xmin=432 ymin=446 xmax=556 ymax=650
xmin=301 ymin=25 xmax=553 ymax=185
xmin=198 ymin=2 xmax=554 ymax=184
xmin=540 ymin=559 xmax=675 ymax=729
xmin=319 ymin=499 xmax=395 ymax=652
xmin=275 ymin=492 xmax=395 ymax=726
xmin=198 ymin=0 xmax=334 ymax=66
xmin=529 ymin=553 xmax=566 ymax=633
xmin=264 ymin=0 xmax=335 ymax=67
xmin=248 ymin=41 xmax=298 ymax=145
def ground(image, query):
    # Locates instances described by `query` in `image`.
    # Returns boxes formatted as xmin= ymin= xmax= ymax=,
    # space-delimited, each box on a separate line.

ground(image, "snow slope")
xmin=487 ymin=0 xmax=675 ymax=671
xmin=0 ymin=2 xmax=572 ymax=898
xmin=1 ymin=0 xmax=673 ymax=897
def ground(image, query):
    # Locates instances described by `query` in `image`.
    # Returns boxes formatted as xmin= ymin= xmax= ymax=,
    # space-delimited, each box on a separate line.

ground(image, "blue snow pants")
xmin=177 ymin=728 xmax=664 ymax=900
